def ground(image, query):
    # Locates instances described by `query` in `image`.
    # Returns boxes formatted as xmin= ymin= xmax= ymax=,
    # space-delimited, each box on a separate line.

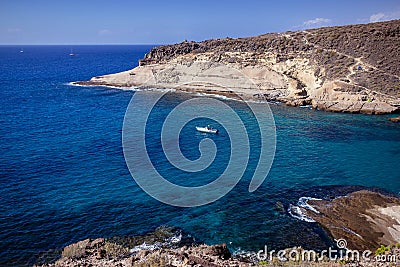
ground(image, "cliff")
xmin=76 ymin=20 xmax=400 ymax=114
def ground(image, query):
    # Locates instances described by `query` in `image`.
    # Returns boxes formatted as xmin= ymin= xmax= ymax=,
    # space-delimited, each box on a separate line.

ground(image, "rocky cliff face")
xmin=77 ymin=20 xmax=400 ymax=114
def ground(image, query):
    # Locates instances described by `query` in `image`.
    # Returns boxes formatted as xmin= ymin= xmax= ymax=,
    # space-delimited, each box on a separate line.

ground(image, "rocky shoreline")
xmin=33 ymin=226 xmax=249 ymax=267
xmin=34 ymin=239 xmax=400 ymax=267
xmin=76 ymin=20 xmax=400 ymax=114
xmin=34 ymin=190 xmax=400 ymax=267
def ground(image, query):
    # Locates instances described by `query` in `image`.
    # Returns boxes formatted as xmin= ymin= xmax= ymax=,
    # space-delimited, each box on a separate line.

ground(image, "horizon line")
xmin=0 ymin=43 xmax=164 ymax=46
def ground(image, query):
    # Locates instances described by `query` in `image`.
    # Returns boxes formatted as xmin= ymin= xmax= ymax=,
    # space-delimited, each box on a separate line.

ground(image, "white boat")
xmin=69 ymin=48 xmax=76 ymax=56
xmin=196 ymin=125 xmax=218 ymax=134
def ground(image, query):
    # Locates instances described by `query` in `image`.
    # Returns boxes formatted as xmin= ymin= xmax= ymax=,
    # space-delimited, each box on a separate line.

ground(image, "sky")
xmin=1 ymin=0 xmax=400 ymax=45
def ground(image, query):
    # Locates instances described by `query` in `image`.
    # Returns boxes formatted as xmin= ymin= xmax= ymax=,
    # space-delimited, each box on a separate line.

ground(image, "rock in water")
xmin=389 ymin=116 xmax=400 ymax=122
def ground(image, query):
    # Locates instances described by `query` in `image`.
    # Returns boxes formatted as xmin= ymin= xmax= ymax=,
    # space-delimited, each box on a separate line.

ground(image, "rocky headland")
xmin=77 ymin=20 xmax=400 ymax=114
xmin=294 ymin=190 xmax=400 ymax=251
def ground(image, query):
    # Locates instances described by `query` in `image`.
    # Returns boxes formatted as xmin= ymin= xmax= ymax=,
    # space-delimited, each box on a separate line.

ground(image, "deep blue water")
xmin=0 ymin=45 xmax=399 ymax=266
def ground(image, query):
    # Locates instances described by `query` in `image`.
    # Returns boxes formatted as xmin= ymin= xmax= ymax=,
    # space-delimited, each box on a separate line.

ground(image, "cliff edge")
xmin=77 ymin=20 xmax=400 ymax=114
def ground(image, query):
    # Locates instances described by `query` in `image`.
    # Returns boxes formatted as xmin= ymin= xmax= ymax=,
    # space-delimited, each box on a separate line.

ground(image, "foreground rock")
xmin=299 ymin=190 xmax=400 ymax=251
xmin=76 ymin=20 xmax=400 ymax=114
xmin=35 ymin=240 xmax=241 ymax=267
xmin=35 ymin=233 xmax=400 ymax=267
xmin=34 ymin=226 xmax=248 ymax=267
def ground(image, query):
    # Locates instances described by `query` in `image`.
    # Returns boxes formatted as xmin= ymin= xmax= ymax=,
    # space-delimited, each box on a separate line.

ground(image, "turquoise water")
xmin=0 ymin=45 xmax=399 ymax=266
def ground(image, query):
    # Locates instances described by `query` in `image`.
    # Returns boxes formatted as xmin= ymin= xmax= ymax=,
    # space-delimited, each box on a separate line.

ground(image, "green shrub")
xmin=375 ymin=245 xmax=391 ymax=255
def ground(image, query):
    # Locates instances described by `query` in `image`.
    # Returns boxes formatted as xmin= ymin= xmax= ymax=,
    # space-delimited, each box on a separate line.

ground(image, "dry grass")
xmin=103 ymin=241 xmax=129 ymax=259
xmin=133 ymin=253 xmax=170 ymax=267
xmin=61 ymin=241 xmax=87 ymax=259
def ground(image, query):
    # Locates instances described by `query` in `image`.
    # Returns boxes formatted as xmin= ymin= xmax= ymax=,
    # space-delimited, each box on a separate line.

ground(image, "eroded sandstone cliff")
xmin=77 ymin=20 xmax=400 ymax=114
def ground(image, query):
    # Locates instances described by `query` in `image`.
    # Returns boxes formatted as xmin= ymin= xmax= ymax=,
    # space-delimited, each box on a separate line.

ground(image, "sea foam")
xmin=288 ymin=197 xmax=322 ymax=223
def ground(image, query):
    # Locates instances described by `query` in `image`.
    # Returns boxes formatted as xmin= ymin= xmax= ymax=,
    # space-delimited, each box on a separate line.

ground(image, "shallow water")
xmin=0 ymin=45 xmax=399 ymax=266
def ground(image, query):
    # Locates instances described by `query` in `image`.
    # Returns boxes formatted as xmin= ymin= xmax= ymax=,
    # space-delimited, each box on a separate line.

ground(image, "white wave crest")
xmin=297 ymin=197 xmax=321 ymax=214
xmin=287 ymin=204 xmax=316 ymax=223
xmin=129 ymin=242 xmax=161 ymax=253
xmin=129 ymin=232 xmax=183 ymax=253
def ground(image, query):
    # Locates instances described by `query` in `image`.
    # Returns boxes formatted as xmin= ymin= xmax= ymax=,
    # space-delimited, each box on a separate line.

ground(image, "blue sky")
xmin=1 ymin=0 xmax=400 ymax=45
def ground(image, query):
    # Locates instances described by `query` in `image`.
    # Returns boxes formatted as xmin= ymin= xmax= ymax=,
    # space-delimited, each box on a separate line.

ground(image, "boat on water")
xmin=196 ymin=125 xmax=218 ymax=134
xmin=69 ymin=48 xmax=76 ymax=56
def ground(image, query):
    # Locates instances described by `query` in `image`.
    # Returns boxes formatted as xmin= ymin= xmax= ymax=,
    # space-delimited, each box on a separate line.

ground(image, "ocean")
xmin=0 ymin=45 xmax=399 ymax=266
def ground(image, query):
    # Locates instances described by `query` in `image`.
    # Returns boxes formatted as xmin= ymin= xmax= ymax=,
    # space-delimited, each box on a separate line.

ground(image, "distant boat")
xmin=196 ymin=125 xmax=218 ymax=134
xmin=69 ymin=48 xmax=76 ymax=56
xmin=19 ymin=48 xmax=24 ymax=53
